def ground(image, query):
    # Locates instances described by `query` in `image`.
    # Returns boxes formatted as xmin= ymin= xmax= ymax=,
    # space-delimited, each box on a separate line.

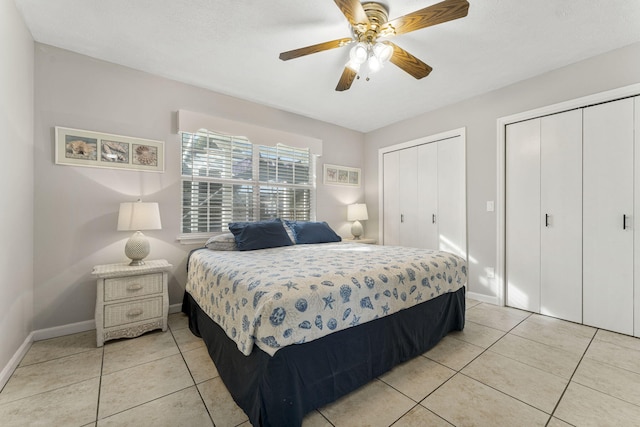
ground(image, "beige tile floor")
xmin=2 ymin=298 xmax=640 ymax=426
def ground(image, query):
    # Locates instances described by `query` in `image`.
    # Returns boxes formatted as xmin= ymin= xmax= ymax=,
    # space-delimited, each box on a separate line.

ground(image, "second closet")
xmin=506 ymin=96 xmax=639 ymax=336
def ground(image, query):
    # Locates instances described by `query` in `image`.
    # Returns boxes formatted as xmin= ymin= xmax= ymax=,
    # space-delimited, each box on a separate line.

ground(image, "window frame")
xmin=177 ymin=130 xmax=316 ymax=244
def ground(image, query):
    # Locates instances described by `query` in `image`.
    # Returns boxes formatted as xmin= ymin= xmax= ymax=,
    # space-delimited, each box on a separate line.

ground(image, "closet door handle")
xmin=432 ymin=214 xmax=436 ymax=224
xmin=623 ymin=214 xmax=628 ymax=230
xmin=401 ymin=214 xmax=404 ymax=223
xmin=545 ymin=214 xmax=549 ymax=227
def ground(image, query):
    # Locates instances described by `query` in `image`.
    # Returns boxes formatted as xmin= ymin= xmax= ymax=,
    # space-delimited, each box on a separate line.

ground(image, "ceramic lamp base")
xmin=125 ymin=231 xmax=150 ymax=265
xmin=350 ymin=220 xmax=363 ymax=240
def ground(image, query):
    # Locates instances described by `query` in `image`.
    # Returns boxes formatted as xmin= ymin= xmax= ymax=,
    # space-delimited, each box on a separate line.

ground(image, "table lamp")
xmin=347 ymin=203 xmax=368 ymax=240
xmin=117 ymin=199 xmax=162 ymax=265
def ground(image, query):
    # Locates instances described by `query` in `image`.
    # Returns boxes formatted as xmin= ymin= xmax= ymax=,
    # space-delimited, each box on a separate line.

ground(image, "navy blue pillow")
xmin=286 ymin=221 xmax=342 ymax=244
xmin=228 ymin=220 xmax=293 ymax=251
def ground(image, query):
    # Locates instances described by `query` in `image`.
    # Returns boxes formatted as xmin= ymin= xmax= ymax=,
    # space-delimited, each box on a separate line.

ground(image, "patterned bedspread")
xmin=186 ymin=242 xmax=467 ymax=356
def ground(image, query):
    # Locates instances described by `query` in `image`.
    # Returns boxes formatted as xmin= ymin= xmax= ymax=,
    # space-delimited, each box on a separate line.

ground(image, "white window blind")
xmin=181 ymin=130 xmax=315 ymax=235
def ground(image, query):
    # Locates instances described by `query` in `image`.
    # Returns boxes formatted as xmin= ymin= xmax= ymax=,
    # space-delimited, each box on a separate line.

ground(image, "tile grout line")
xmin=97 ymin=385 xmax=197 ymax=423
xmin=544 ymin=328 xmax=599 ymax=426
xmin=404 ymin=304 xmax=532 ymax=425
xmin=0 ymin=351 xmax=104 ymax=409
xmin=170 ymin=324 xmax=217 ymax=426
xmin=423 ymin=307 xmax=569 ymax=424
xmin=451 ymin=310 xmax=579 ymax=422
xmin=17 ymin=345 xmax=98 ymax=369
xmin=97 ymin=324 xmax=211 ymax=424
xmin=558 ymin=332 xmax=640 ymax=412
xmin=94 ymin=345 xmax=105 ymax=424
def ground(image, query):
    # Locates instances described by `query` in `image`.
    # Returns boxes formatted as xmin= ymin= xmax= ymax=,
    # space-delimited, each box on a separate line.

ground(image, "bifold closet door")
xmin=398 ymin=147 xmax=420 ymax=248
xmin=383 ymin=150 xmax=400 ymax=246
xmin=438 ymin=136 xmax=466 ymax=258
xmin=539 ymin=110 xmax=582 ymax=323
xmin=583 ymin=98 xmax=634 ymax=335
xmin=383 ymin=147 xmax=419 ymax=247
xmin=636 ymin=96 xmax=640 ymax=338
xmin=417 ymin=143 xmax=438 ymax=250
xmin=506 ymin=118 xmax=541 ymax=313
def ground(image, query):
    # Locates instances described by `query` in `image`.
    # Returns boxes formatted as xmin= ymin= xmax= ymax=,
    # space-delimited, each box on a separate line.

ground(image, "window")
xmin=181 ymin=130 xmax=315 ymax=237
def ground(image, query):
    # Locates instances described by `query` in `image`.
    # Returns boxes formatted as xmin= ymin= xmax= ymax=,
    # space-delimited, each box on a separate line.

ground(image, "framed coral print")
xmin=323 ymin=164 xmax=360 ymax=187
xmin=54 ymin=127 xmax=164 ymax=172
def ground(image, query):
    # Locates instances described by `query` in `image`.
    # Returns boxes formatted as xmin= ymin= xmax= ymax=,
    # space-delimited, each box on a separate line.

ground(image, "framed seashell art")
xmin=54 ymin=126 xmax=164 ymax=172
xmin=323 ymin=163 xmax=360 ymax=187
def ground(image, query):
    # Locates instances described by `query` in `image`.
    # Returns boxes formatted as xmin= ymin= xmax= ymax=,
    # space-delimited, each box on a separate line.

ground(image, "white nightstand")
xmin=92 ymin=259 xmax=172 ymax=347
xmin=343 ymin=238 xmax=377 ymax=244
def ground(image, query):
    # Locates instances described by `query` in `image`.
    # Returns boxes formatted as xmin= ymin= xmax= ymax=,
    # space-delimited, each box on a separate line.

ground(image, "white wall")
xmin=364 ymin=42 xmax=640 ymax=302
xmin=0 ymin=0 xmax=34 ymax=380
xmin=33 ymin=44 xmax=364 ymax=330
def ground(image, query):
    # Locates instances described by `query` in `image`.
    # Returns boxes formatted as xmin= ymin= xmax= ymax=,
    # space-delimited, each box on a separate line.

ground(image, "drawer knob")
xmin=127 ymin=308 xmax=143 ymax=317
xmin=127 ymin=283 xmax=143 ymax=291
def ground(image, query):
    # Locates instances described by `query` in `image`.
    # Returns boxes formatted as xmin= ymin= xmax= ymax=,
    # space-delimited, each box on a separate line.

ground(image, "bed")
xmin=182 ymin=227 xmax=466 ymax=427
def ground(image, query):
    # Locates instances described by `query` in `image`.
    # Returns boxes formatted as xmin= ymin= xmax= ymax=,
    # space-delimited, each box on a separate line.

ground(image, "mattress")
xmin=186 ymin=242 xmax=467 ymax=355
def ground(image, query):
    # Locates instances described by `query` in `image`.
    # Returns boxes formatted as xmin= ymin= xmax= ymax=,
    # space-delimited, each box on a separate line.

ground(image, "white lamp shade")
xmin=117 ymin=201 xmax=162 ymax=231
xmin=347 ymin=203 xmax=369 ymax=221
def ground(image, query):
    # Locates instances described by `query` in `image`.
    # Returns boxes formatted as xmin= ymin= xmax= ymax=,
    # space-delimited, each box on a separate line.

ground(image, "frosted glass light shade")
xmin=373 ymin=42 xmax=393 ymax=63
xmin=118 ymin=201 xmax=162 ymax=266
xmin=349 ymin=42 xmax=368 ymax=65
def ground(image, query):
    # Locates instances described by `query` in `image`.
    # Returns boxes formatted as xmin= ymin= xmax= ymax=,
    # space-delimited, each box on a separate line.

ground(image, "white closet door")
xmin=506 ymin=119 xmax=541 ymax=313
xmin=383 ymin=151 xmax=400 ymax=245
xmin=634 ymin=96 xmax=640 ymax=338
xmin=539 ymin=109 xmax=583 ymax=323
xmin=417 ymin=143 xmax=438 ymax=250
xmin=398 ymin=147 xmax=420 ymax=248
xmin=583 ymin=98 xmax=634 ymax=335
xmin=437 ymin=136 xmax=466 ymax=257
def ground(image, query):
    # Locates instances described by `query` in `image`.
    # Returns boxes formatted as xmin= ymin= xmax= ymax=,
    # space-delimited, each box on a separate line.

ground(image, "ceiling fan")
xmin=279 ymin=0 xmax=470 ymax=91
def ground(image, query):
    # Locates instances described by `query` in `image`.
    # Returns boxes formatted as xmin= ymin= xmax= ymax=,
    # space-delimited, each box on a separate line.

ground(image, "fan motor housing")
xmin=355 ymin=2 xmax=390 ymax=41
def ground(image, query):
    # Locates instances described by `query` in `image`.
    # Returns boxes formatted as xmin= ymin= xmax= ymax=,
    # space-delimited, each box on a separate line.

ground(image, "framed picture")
xmin=55 ymin=127 xmax=164 ymax=172
xmin=323 ymin=164 xmax=361 ymax=187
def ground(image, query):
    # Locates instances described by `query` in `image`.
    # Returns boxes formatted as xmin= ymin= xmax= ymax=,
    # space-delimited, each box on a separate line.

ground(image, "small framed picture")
xmin=55 ymin=127 xmax=164 ymax=172
xmin=323 ymin=164 xmax=360 ymax=187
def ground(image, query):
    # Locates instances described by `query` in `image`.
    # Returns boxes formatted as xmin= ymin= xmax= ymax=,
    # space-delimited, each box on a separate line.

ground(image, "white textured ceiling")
xmin=15 ymin=0 xmax=640 ymax=132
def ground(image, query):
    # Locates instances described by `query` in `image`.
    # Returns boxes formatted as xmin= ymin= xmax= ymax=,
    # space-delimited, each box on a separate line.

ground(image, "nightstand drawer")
xmin=104 ymin=273 xmax=163 ymax=302
xmin=104 ymin=296 xmax=163 ymax=328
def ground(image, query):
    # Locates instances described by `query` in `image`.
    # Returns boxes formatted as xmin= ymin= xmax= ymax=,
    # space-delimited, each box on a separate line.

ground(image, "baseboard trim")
xmin=29 ymin=306 xmax=182 ymax=343
xmin=2 ymin=306 xmax=186 ymax=388
xmin=0 ymin=332 xmax=34 ymax=391
xmin=466 ymin=291 xmax=499 ymax=306
xmin=32 ymin=320 xmax=96 ymax=342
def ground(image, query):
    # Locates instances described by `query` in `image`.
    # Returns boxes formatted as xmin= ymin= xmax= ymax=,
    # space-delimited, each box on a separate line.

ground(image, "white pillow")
xmin=205 ymin=233 xmax=238 ymax=251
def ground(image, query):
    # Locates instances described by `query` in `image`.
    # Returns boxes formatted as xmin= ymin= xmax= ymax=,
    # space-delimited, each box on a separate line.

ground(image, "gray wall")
xmin=33 ymin=44 xmax=364 ymax=330
xmin=0 ymin=0 xmax=34 ymax=376
xmin=364 ymin=42 xmax=640 ymax=302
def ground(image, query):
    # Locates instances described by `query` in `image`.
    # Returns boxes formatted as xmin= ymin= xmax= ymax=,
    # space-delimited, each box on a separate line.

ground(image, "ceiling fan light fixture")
xmin=367 ymin=54 xmax=383 ymax=73
xmin=373 ymin=42 xmax=393 ymax=63
xmin=279 ymin=0 xmax=470 ymax=91
xmin=349 ymin=42 xmax=369 ymax=64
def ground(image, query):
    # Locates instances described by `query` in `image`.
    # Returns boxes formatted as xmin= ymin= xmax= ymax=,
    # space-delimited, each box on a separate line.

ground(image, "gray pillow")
xmin=205 ymin=233 xmax=238 ymax=251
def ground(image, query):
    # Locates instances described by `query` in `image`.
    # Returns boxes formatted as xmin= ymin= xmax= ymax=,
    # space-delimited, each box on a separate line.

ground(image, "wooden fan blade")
xmin=333 ymin=0 xmax=370 ymax=29
xmin=388 ymin=42 xmax=432 ymax=79
xmin=279 ymin=38 xmax=353 ymax=61
xmin=383 ymin=0 xmax=469 ymax=36
xmin=336 ymin=67 xmax=358 ymax=91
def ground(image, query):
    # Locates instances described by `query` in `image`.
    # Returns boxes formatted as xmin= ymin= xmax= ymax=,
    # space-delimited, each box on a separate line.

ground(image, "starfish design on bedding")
xmin=323 ymin=293 xmax=336 ymax=309
xmin=282 ymin=281 xmax=299 ymax=291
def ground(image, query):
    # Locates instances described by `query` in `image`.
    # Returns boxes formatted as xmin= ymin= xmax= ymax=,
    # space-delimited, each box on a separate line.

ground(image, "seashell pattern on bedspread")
xmin=186 ymin=242 xmax=467 ymax=356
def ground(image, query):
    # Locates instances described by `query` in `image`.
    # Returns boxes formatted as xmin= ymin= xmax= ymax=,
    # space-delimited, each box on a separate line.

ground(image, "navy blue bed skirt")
xmin=183 ymin=286 xmax=465 ymax=427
